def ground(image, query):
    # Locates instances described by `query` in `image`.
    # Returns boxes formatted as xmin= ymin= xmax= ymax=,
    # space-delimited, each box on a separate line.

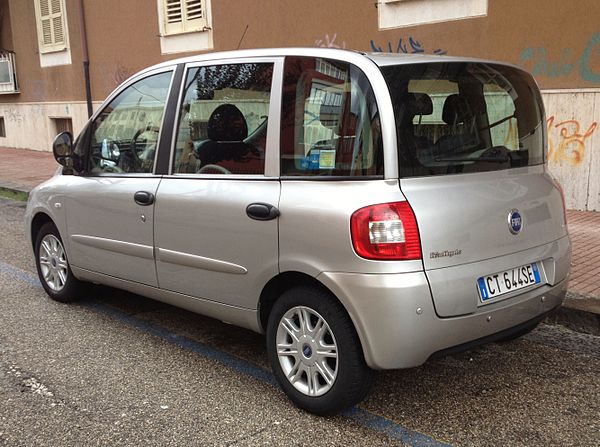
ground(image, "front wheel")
xmin=266 ymin=286 xmax=374 ymax=415
xmin=34 ymin=222 xmax=85 ymax=303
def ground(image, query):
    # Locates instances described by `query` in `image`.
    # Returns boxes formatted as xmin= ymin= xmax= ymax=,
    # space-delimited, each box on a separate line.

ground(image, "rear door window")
xmin=381 ymin=63 xmax=545 ymax=178
xmin=280 ymin=57 xmax=383 ymax=177
xmin=172 ymin=63 xmax=274 ymax=175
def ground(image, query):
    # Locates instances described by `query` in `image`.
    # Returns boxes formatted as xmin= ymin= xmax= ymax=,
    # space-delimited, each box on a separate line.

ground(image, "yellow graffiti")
xmin=547 ymin=116 xmax=598 ymax=166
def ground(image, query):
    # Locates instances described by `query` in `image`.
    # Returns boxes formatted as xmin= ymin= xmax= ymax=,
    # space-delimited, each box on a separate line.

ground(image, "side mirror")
xmin=52 ymin=131 xmax=74 ymax=167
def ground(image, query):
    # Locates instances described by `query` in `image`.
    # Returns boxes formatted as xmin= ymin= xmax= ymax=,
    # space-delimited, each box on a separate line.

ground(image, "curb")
xmin=546 ymin=292 xmax=600 ymax=336
xmin=0 ymin=185 xmax=30 ymax=201
xmin=0 ymin=180 xmax=32 ymax=194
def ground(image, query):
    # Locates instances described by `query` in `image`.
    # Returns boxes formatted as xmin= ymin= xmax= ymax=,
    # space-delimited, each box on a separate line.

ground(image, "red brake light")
xmin=350 ymin=201 xmax=421 ymax=260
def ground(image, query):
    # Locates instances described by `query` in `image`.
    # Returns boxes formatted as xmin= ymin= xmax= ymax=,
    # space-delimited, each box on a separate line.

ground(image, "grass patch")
xmin=0 ymin=187 xmax=28 ymax=202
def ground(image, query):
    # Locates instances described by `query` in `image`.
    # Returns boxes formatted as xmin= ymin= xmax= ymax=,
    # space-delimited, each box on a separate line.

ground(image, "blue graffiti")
xmin=370 ymin=36 xmax=446 ymax=55
xmin=580 ymin=32 xmax=600 ymax=83
xmin=519 ymin=31 xmax=600 ymax=83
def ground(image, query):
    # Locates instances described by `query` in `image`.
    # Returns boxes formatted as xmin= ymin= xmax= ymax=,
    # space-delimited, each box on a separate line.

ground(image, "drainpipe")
xmin=78 ymin=0 xmax=92 ymax=118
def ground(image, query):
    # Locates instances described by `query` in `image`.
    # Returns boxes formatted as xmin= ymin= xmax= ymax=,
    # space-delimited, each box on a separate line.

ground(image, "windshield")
xmin=380 ymin=62 xmax=545 ymax=178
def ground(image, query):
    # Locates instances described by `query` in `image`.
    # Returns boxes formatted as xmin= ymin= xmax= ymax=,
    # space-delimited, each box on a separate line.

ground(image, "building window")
xmin=0 ymin=51 xmax=18 ymax=94
xmin=34 ymin=0 xmax=69 ymax=54
xmin=156 ymin=0 xmax=212 ymax=54
xmin=51 ymin=117 xmax=73 ymax=136
xmin=163 ymin=0 xmax=208 ymax=35
xmin=378 ymin=0 xmax=488 ymax=29
xmin=0 ymin=117 xmax=6 ymax=137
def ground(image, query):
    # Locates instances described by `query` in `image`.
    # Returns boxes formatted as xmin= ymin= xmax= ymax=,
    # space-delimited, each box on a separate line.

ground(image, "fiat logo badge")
xmin=508 ymin=209 xmax=523 ymax=235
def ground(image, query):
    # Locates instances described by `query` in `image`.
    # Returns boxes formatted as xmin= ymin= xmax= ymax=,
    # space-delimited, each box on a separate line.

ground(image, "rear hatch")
xmin=380 ymin=61 xmax=569 ymax=317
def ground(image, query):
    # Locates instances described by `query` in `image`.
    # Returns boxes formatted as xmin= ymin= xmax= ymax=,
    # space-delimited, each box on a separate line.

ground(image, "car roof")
xmin=134 ymin=47 xmax=526 ymax=82
xmin=149 ymin=47 xmax=513 ymax=67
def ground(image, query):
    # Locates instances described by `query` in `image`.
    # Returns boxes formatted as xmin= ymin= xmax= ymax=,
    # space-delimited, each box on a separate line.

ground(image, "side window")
xmin=88 ymin=71 xmax=173 ymax=175
xmin=173 ymin=63 xmax=274 ymax=175
xmin=280 ymin=57 xmax=383 ymax=177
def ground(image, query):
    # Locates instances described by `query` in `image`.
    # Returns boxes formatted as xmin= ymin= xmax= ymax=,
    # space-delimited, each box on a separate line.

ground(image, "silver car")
xmin=26 ymin=48 xmax=571 ymax=415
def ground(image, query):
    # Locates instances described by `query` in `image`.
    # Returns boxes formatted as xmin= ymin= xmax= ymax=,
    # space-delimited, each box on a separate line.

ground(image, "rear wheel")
xmin=266 ymin=286 xmax=374 ymax=415
xmin=34 ymin=222 xmax=84 ymax=302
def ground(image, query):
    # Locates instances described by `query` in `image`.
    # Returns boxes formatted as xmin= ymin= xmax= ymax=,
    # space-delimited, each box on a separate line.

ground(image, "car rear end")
xmin=356 ymin=56 xmax=570 ymax=366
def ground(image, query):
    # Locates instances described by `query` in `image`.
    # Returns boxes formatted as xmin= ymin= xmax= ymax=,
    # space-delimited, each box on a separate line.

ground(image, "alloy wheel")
xmin=276 ymin=306 xmax=338 ymax=397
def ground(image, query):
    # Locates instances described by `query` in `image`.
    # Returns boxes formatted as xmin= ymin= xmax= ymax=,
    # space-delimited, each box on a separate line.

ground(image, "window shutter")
xmin=36 ymin=0 xmax=67 ymax=53
xmin=39 ymin=0 xmax=52 ymax=45
xmin=163 ymin=0 xmax=207 ymax=35
xmin=51 ymin=0 xmax=65 ymax=45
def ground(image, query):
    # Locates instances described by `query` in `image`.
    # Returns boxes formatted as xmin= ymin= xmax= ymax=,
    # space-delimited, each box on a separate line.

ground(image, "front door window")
xmin=88 ymin=71 xmax=173 ymax=174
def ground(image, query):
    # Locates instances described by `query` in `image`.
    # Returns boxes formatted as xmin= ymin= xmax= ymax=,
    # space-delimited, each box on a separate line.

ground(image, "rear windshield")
xmin=380 ymin=62 xmax=545 ymax=178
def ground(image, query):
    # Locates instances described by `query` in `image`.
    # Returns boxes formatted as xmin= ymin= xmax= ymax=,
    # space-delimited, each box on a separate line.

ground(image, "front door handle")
xmin=134 ymin=191 xmax=155 ymax=206
xmin=246 ymin=203 xmax=280 ymax=221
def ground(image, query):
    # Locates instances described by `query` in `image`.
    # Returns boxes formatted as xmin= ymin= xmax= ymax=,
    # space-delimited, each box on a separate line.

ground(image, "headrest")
xmin=442 ymin=94 xmax=473 ymax=125
xmin=207 ymin=104 xmax=248 ymax=141
xmin=407 ymin=92 xmax=433 ymax=116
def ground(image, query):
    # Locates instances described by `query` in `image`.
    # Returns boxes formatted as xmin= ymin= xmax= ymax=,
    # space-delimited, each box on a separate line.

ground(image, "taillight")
xmin=350 ymin=201 xmax=421 ymax=260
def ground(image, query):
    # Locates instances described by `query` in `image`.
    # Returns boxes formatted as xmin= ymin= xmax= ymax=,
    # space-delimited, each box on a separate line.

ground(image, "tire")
xmin=266 ymin=286 xmax=374 ymax=415
xmin=34 ymin=222 xmax=85 ymax=303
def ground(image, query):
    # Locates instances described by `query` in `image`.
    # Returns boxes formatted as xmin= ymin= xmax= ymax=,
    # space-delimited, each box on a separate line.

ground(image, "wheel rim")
xmin=276 ymin=306 xmax=338 ymax=397
xmin=38 ymin=234 xmax=68 ymax=292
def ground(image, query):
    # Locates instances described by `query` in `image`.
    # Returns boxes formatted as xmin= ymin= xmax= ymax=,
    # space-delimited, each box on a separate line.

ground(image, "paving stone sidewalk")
xmin=1 ymin=146 xmax=598 ymax=335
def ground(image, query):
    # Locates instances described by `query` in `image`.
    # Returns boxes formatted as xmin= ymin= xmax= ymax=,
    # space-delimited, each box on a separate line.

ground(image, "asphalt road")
xmin=0 ymin=196 xmax=598 ymax=447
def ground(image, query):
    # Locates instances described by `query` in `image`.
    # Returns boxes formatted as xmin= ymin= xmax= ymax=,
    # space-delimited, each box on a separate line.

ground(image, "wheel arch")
xmin=30 ymin=212 xmax=55 ymax=249
xmin=260 ymin=272 xmax=346 ymax=331
xmin=258 ymin=272 xmax=369 ymax=367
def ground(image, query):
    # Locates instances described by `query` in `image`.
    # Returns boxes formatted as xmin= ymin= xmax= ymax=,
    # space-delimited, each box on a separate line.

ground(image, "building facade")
xmin=0 ymin=0 xmax=598 ymax=210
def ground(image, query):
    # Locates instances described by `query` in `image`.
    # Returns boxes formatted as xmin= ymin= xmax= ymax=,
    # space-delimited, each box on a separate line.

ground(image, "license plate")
xmin=477 ymin=262 xmax=541 ymax=302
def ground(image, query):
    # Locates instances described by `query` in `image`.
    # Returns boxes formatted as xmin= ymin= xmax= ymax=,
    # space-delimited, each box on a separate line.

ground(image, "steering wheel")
xmin=197 ymin=164 xmax=231 ymax=174
xmin=122 ymin=128 xmax=147 ymax=171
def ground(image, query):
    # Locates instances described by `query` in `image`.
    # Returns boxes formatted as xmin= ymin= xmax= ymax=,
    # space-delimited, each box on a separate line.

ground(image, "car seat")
xmin=194 ymin=104 xmax=256 ymax=173
xmin=434 ymin=94 xmax=479 ymax=157
xmin=396 ymin=92 xmax=434 ymax=163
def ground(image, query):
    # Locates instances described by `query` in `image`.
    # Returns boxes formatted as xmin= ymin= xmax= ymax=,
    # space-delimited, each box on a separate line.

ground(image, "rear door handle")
xmin=246 ymin=203 xmax=280 ymax=221
xmin=134 ymin=191 xmax=155 ymax=206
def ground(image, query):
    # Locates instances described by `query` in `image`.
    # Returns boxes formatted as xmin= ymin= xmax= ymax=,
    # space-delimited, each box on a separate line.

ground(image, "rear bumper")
xmin=318 ymin=270 xmax=568 ymax=370
xmin=426 ymin=235 xmax=571 ymax=317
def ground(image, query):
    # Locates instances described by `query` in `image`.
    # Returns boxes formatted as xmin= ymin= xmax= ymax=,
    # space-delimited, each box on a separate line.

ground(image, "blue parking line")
xmin=0 ymin=261 xmax=40 ymax=287
xmin=0 ymin=260 xmax=451 ymax=447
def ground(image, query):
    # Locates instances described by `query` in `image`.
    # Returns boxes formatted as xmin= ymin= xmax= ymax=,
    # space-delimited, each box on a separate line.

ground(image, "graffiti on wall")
xmin=3 ymin=107 xmax=24 ymax=125
xmin=314 ymin=33 xmax=346 ymax=49
xmin=547 ymin=116 xmax=598 ymax=166
xmin=370 ymin=36 xmax=446 ymax=55
xmin=313 ymin=34 xmax=446 ymax=55
xmin=519 ymin=31 xmax=600 ymax=83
